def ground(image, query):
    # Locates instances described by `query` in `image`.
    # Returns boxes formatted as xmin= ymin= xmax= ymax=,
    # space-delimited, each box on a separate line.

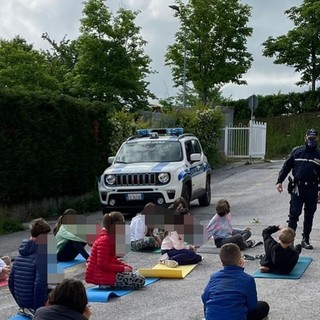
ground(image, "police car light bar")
xmin=167 ymin=128 xmax=184 ymax=135
xmin=136 ymin=128 xmax=184 ymax=137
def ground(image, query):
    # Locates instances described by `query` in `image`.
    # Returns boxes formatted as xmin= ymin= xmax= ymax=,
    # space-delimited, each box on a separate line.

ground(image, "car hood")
xmin=104 ymin=162 xmax=184 ymax=174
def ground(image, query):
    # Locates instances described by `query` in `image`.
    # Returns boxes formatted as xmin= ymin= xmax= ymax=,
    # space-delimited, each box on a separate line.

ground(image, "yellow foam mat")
xmin=138 ymin=263 xmax=198 ymax=279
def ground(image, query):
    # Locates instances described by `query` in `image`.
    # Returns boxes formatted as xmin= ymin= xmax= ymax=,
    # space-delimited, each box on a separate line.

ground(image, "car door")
xmin=184 ymin=139 xmax=203 ymax=193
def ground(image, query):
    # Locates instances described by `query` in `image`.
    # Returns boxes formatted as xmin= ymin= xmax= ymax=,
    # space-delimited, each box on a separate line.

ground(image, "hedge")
xmin=0 ymin=89 xmax=114 ymax=205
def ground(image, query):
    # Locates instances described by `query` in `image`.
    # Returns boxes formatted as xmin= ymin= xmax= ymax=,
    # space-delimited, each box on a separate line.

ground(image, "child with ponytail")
xmin=85 ymin=211 xmax=145 ymax=290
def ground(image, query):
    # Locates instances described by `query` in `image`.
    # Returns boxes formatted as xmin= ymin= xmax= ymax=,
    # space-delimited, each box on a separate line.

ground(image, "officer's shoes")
xmin=301 ymin=239 xmax=313 ymax=250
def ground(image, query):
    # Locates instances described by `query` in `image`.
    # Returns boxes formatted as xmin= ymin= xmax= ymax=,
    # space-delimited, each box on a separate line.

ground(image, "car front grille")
xmin=115 ymin=173 xmax=157 ymax=186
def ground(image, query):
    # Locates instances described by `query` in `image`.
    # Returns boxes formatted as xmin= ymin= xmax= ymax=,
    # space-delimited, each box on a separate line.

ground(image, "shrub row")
xmin=230 ymin=90 xmax=320 ymax=120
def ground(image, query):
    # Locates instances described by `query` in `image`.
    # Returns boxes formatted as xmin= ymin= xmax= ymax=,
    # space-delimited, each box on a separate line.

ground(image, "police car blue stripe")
xmin=178 ymin=163 xmax=210 ymax=181
xmin=151 ymin=162 xmax=170 ymax=172
xmin=178 ymin=169 xmax=190 ymax=181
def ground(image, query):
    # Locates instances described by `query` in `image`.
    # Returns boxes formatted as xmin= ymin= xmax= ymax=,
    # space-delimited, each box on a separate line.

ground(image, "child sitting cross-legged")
xmin=130 ymin=203 xmax=162 ymax=252
xmin=9 ymin=218 xmax=51 ymax=318
xmin=259 ymin=225 xmax=301 ymax=274
xmin=86 ymin=211 xmax=145 ymax=290
xmin=54 ymin=209 xmax=91 ymax=262
xmin=202 ymin=243 xmax=269 ymax=320
xmin=206 ymin=199 xmax=254 ymax=250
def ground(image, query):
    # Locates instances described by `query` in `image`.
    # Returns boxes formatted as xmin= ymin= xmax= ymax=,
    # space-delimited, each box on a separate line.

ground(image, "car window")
xmin=192 ymin=139 xmax=202 ymax=154
xmin=116 ymin=141 xmax=183 ymax=163
xmin=185 ymin=140 xmax=192 ymax=162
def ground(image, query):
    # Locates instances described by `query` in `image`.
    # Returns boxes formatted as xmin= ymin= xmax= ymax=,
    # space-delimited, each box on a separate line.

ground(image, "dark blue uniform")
xmin=277 ymin=145 xmax=320 ymax=241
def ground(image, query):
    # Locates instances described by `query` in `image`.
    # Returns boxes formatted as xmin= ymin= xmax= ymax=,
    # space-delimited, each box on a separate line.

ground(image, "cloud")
xmin=222 ymin=70 xmax=308 ymax=100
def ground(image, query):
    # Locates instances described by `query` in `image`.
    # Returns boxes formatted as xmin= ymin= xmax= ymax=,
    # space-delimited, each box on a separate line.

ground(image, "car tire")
xmin=181 ymin=183 xmax=191 ymax=207
xmin=198 ymin=176 xmax=211 ymax=207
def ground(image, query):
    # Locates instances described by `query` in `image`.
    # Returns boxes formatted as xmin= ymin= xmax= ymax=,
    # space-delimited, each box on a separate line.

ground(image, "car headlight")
xmin=105 ymin=174 xmax=116 ymax=185
xmin=158 ymin=172 xmax=170 ymax=184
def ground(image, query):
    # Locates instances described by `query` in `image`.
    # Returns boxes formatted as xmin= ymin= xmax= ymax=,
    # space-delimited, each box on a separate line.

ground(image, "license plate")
xmin=126 ymin=193 xmax=143 ymax=201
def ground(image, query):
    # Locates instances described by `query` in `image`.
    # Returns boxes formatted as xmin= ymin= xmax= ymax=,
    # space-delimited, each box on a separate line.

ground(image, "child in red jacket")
xmin=85 ymin=211 xmax=145 ymax=290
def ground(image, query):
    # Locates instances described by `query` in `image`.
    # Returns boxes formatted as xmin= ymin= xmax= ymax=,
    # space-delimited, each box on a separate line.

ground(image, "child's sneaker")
xmin=259 ymin=266 xmax=270 ymax=273
xmin=18 ymin=308 xmax=35 ymax=318
xmin=252 ymin=241 xmax=263 ymax=248
xmin=99 ymin=285 xmax=113 ymax=290
xmin=158 ymin=253 xmax=169 ymax=263
xmin=163 ymin=260 xmax=178 ymax=268
xmin=243 ymin=254 xmax=255 ymax=260
xmin=245 ymin=240 xmax=255 ymax=248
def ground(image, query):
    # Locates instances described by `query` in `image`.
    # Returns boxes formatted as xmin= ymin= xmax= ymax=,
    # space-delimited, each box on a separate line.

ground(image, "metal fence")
xmin=222 ymin=120 xmax=267 ymax=159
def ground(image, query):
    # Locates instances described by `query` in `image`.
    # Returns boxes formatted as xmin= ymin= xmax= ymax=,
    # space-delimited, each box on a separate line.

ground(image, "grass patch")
xmin=261 ymin=112 xmax=320 ymax=159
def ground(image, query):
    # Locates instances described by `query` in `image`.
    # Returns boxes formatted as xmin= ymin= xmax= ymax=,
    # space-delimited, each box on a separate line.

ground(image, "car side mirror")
xmin=108 ymin=156 xmax=115 ymax=164
xmin=190 ymin=153 xmax=201 ymax=162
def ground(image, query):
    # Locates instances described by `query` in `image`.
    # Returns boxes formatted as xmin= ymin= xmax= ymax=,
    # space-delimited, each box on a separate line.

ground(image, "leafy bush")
xmin=108 ymin=110 xmax=137 ymax=156
xmin=0 ymin=219 xmax=24 ymax=235
xmin=56 ymin=191 xmax=101 ymax=216
xmin=165 ymin=104 xmax=225 ymax=167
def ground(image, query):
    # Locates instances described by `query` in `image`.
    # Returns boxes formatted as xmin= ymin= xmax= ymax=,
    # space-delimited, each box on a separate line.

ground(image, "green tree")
xmin=41 ymin=33 xmax=78 ymax=95
xmin=67 ymin=0 xmax=154 ymax=111
xmin=263 ymin=0 xmax=320 ymax=92
xmin=0 ymin=36 xmax=60 ymax=92
xmin=166 ymin=0 xmax=253 ymax=105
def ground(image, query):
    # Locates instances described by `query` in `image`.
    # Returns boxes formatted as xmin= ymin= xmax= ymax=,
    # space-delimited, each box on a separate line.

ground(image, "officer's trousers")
xmin=288 ymin=186 xmax=318 ymax=239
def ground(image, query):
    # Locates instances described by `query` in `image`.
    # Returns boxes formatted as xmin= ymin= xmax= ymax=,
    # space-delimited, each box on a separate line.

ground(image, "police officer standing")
xmin=276 ymin=129 xmax=320 ymax=250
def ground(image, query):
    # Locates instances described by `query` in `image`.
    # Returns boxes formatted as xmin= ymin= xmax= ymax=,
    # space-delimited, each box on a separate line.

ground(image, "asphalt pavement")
xmin=1 ymin=160 xmax=320 ymax=320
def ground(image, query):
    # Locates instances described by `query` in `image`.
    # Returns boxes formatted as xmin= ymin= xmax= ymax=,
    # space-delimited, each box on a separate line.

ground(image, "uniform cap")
xmin=306 ymin=128 xmax=318 ymax=137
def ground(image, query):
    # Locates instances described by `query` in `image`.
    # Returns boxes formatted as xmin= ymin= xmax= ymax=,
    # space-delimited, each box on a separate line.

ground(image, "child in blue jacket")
xmin=202 ymin=243 xmax=269 ymax=320
xmin=9 ymin=218 xmax=51 ymax=317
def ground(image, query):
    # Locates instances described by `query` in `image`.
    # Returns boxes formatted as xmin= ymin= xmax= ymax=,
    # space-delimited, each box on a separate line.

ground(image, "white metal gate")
xmin=222 ymin=120 xmax=267 ymax=159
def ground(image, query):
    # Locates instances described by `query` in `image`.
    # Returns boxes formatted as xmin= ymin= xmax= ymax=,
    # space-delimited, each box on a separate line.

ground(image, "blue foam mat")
xmin=252 ymin=256 xmax=313 ymax=279
xmin=86 ymin=277 xmax=159 ymax=302
xmin=58 ymin=254 xmax=87 ymax=269
xmin=8 ymin=314 xmax=31 ymax=320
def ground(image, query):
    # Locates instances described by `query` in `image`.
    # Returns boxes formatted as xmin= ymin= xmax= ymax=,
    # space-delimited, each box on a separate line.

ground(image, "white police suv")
xmin=98 ymin=128 xmax=212 ymax=213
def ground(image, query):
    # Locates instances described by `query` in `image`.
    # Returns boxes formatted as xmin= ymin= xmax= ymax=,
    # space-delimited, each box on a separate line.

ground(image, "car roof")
xmin=126 ymin=128 xmax=196 ymax=144
xmin=126 ymin=135 xmax=181 ymax=143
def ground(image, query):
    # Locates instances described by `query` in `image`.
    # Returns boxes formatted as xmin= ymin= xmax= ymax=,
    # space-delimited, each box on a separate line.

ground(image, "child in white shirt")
xmin=130 ymin=213 xmax=162 ymax=251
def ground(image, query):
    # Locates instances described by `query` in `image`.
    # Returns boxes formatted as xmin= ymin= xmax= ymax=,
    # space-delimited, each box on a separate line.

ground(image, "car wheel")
xmin=198 ymin=176 xmax=211 ymax=207
xmin=181 ymin=183 xmax=191 ymax=207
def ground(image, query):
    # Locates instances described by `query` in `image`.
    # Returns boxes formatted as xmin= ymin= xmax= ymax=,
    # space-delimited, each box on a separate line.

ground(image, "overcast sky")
xmin=0 ymin=0 xmax=305 ymax=102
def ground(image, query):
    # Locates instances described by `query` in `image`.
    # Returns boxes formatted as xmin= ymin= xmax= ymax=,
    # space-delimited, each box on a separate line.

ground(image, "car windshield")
xmin=115 ymin=141 xmax=183 ymax=163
